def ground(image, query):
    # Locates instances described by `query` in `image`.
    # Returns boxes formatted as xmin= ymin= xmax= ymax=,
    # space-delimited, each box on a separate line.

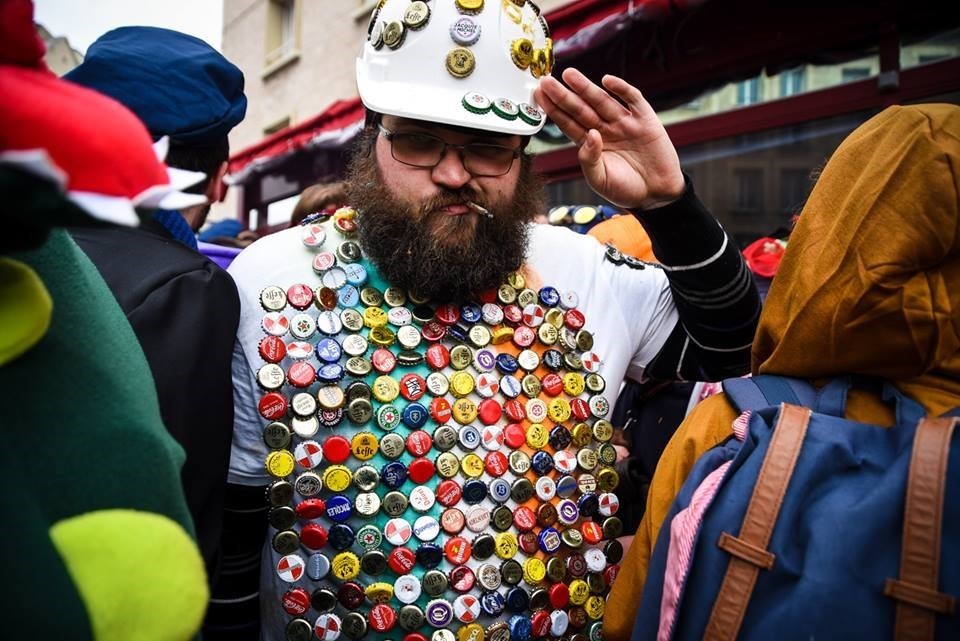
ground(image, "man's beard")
xmin=346 ymin=134 xmax=544 ymax=302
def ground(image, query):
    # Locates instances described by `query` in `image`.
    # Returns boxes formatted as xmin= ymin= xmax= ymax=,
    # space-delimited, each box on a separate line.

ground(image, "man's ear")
xmin=206 ymin=161 xmax=229 ymax=203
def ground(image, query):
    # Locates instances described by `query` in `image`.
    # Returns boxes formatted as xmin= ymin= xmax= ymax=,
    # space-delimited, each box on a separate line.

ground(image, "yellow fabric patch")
xmin=0 ymin=257 xmax=52 ymax=366
xmin=49 ymin=509 xmax=208 ymax=641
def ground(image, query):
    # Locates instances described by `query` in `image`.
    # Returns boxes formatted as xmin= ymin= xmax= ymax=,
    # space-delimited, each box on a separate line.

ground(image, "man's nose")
xmin=430 ymin=145 xmax=472 ymax=189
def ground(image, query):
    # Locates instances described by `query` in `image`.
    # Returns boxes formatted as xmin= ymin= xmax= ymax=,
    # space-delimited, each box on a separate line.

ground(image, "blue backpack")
xmin=633 ymin=376 xmax=959 ymax=641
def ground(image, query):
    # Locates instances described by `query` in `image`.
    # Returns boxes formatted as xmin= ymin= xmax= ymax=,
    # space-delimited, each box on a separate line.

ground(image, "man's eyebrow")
xmin=391 ymin=119 xmax=519 ymax=145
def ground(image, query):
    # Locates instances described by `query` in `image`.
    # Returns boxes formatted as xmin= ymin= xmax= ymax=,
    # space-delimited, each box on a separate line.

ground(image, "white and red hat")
xmin=0 ymin=65 xmax=207 ymax=226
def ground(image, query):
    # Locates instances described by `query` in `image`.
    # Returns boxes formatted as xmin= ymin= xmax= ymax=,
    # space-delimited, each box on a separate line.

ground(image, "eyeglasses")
xmin=378 ymin=125 xmax=521 ymax=177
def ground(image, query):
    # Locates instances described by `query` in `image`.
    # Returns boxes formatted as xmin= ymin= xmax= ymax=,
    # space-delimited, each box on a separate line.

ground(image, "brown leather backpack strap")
xmin=703 ymin=403 xmax=812 ymax=641
xmin=884 ymin=416 xmax=957 ymax=641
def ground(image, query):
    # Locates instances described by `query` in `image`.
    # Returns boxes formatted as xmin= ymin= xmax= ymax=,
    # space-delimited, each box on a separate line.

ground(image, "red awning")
xmin=549 ymin=0 xmax=709 ymax=57
xmin=227 ymin=97 xmax=364 ymax=181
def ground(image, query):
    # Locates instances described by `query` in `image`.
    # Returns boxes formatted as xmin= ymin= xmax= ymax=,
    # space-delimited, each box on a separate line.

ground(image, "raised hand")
xmin=534 ymin=68 xmax=685 ymax=210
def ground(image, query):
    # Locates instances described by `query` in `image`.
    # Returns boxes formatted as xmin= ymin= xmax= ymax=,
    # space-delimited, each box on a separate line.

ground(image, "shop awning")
xmin=549 ymin=0 xmax=707 ymax=58
xmin=227 ymin=97 xmax=364 ymax=183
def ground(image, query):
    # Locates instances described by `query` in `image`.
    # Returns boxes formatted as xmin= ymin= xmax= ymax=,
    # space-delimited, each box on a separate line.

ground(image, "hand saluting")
xmin=534 ymin=68 xmax=685 ymax=210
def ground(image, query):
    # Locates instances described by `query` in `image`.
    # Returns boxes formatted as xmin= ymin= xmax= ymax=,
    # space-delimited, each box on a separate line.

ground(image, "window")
xmin=779 ymin=68 xmax=805 ymax=97
xmin=841 ymin=67 xmax=871 ymax=83
xmin=264 ymin=0 xmax=300 ymax=75
xmin=736 ymin=78 xmax=761 ymax=106
xmin=733 ymin=168 xmax=764 ymax=213
xmin=264 ymin=116 xmax=291 ymax=136
xmin=779 ymin=168 xmax=812 ymax=215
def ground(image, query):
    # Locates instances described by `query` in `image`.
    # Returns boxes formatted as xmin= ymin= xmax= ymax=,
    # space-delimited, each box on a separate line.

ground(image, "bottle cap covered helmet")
xmin=356 ymin=0 xmax=553 ymax=135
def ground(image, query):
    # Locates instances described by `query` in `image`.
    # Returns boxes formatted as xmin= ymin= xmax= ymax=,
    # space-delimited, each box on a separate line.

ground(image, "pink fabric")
xmin=656 ymin=410 xmax=751 ymax=641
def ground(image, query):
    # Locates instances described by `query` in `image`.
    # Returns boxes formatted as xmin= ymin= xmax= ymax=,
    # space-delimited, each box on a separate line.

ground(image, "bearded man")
xmin=223 ymin=1 xmax=760 ymax=639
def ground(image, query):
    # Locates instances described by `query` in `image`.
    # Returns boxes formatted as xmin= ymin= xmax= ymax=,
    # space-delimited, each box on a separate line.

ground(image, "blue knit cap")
xmin=65 ymin=26 xmax=246 ymax=145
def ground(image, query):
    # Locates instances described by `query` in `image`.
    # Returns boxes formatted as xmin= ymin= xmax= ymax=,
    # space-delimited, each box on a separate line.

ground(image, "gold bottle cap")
xmin=446 ymin=47 xmax=476 ymax=78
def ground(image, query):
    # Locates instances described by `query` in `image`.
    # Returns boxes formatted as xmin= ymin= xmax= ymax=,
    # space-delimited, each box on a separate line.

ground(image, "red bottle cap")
xmin=300 ymin=523 xmax=328 ymax=549
xmin=399 ymin=373 xmax=427 ymax=401
xmin=258 ymin=335 xmax=287 ymax=363
xmin=388 ymin=547 xmax=416 ymax=574
xmin=513 ymin=506 xmax=536 ymax=532
xmin=444 ymin=537 xmax=472 ymax=564
xmin=484 ymin=451 xmax=509 ymax=477
xmin=322 ymin=434 xmax=351 ymax=464
xmin=258 ymin=392 xmax=288 ymax=420
xmin=282 ymin=587 xmax=311 ymax=615
xmin=504 ymin=422 xmax=526 ymax=449
xmin=408 ymin=457 xmax=435 ymax=484
xmin=436 ymin=479 xmax=463 ymax=507
xmin=531 ymin=610 xmax=552 ymax=637
xmin=425 ymin=343 xmax=451 ymax=369
xmin=430 ymin=397 xmax=452 ymax=423
xmin=477 ymin=398 xmax=503 ymax=425
xmin=287 ymin=361 xmax=316 ymax=388
xmin=549 ymin=582 xmax=570 ymax=609
xmin=503 ymin=400 xmax=525 ymax=423
xmin=406 ymin=430 xmax=433 ymax=457
xmin=369 ymin=604 xmax=396 ymax=632
xmin=295 ymin=498 xmax=326 ymax=519
xmin=541 ymin=372 xmax=564 ymax=396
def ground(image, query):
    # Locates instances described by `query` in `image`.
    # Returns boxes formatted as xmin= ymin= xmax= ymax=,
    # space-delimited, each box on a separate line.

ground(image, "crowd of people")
xmin=3 ymin=0 xmax=958 ymax=639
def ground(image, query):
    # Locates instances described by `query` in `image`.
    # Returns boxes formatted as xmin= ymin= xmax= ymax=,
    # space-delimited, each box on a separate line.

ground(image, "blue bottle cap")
xmin=538 ymin=527 xmax=561 ymax=553
xmin=416 ymin=543 xmax=443 ymax=569
xmin=480 ymin=590 xmax=505 ymax=616
xmin=555 ymin=474 xmax=578 ymax=498
xmin=460 ymin=303 xmax=482 ymax=323
xmin=495 ymin=353 xmax=519 ymax=374
xmin=343 ymin=263 xmax=368 ymax=286
xmin=306 ymin=553 xmax=331 ymax=580
xmin=531 ymin=450 xmax=554 ymax=475
xmin=315 ymin=337 xmax=343 ymax=363
xmin=381 ymin=461 xmax=408 ymax=489
xmin=505 ymin=586 xmax=530 ymax=613
xmin=462 ymin=479 xmax=487 ymax=505
xmin=538 ymin=286 xmax=560 ymax=307
xmin=337 ymin=284 xmax=360 ymax=307
xmin=489 ymin=477 xmax=511 ymax=503
xmin=401 ymin=402 xmax=429 ymax=429
xmin=578 ymin=492 xmax=600 ymax=517
xmin=542 ymin=349 xmax=564 ymax=371
xmin=508 ymin=615 xmax=532 ymax=641
xmin=446 ymin=323 xmax=469 ymax=343
xmin=325 ymin=495 xmax=353 ymax=522
xmin=317 ymin=363 xmax=344 ymax=384
xmin=328 ymin=523 xmax=355 ymax=551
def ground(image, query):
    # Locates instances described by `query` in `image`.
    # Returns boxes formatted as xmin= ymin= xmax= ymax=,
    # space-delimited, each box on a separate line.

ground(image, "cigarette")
xmin=467 ymin=201 xmax=493 ymax=218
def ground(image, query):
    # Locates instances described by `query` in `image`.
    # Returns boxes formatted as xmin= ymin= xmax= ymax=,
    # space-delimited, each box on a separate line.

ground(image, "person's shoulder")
xmin=228 ymin=226 xmax=303 ymax=276
xmin=528 ymin=222 xmax=605 ymax=252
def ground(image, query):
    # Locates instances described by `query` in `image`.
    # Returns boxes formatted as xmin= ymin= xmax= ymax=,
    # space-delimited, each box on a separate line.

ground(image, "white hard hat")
xmin=356 ymin=0 xmax=553 ymax=136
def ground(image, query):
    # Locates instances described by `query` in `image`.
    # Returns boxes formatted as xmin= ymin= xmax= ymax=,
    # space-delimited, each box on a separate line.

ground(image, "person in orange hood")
xmin=604 ymin=102 xmax=960 ymax=640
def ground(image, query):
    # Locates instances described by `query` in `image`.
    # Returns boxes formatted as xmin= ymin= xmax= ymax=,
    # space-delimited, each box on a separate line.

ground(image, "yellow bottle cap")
xmin=372 ymin=375 xmax=400 ymax=402
xmin=525 ymin=423 xmax=548 ymax=449
xmin=363 ymin=306 xmax=388 ymax=329
xmin=331 ymin=551 xmax=360 ymax=580
xmin=568 ymin=579 xmax=590 ymax=605
xmin=449 ymin=371 xmax=476 ymax=398
xmin=351 ymin=432 xmax=379 ymax=461
xmin=265 ymin=450 xmax=295 ymax=478
xmin=460 ymin=453 xmax=484 ymax=478
xmin=522 ymin=557 xmax=546 ymax=584
xmin=451 ymin=397 xmax=477 ymax=424
xmin=563 ymin=372 xmax=586 ymax=397
xmin=548 ymin=398 xmax=572 ymax=423
xmin=323 ymin=465 xmax=352 ymax=492
xmin=490 ymin=325 xmax=515 ymax=345
xmin=585 ymin=595 xmax=606 ymax=619
xmin=494 ymin=532 xmax=519 ymax=559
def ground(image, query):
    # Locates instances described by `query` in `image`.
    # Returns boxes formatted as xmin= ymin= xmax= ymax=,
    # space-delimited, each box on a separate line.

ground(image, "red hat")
xmin=742 ymin=237 xmax=787 ymax=278
xmin=0 ymin=0 xmax=205 ymax=226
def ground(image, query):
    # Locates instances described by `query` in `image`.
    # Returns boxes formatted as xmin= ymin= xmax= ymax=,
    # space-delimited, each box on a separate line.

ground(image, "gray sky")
xmin=34 ymin=0 xmax=224 ymax=54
